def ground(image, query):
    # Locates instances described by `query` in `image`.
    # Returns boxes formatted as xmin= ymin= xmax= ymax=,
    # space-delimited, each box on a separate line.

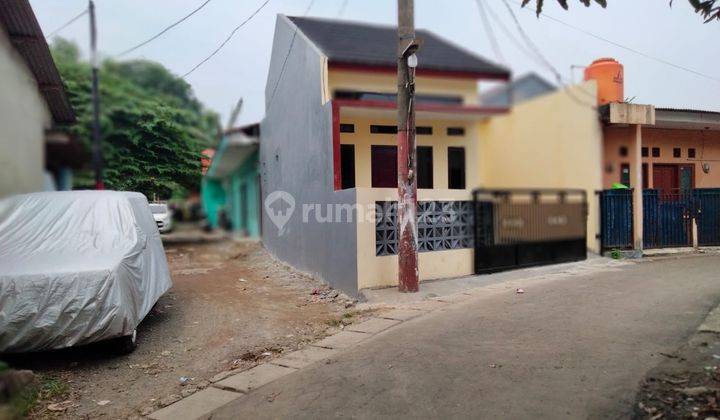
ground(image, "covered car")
xmin=0 ymin=191 xmax=173 ymax=353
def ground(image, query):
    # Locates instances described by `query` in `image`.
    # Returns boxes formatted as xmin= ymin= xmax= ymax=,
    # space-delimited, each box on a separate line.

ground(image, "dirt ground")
xmin=634 ymin=330 xmax=720 ymax=419
xmin=4 ymin=235 xmax=360 ymax=419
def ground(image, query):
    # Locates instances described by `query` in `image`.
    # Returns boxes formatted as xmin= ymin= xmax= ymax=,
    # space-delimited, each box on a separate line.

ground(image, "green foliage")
xmin=610 ymin=249 xmax=622 ymax=259
xmin=51 ymin=38 xmax=220 ymax=198
xmin=13 ymin=376 xmax=69 ymax=418
xmin=523 ymin=0 xmax=720 ymax=21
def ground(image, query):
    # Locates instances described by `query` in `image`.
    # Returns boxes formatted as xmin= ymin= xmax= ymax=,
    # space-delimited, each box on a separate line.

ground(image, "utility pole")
xmin=397 ymin=0 xmax=420 ymax=292
xmin=89 ymin=0 xmax=103 ymax=190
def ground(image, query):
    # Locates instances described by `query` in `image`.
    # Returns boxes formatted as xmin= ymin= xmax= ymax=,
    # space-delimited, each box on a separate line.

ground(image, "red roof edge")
xmin=333 ymin=99 xmax=510 ymax=115
xmin=329 ymin=62 xmax=511 ymax=81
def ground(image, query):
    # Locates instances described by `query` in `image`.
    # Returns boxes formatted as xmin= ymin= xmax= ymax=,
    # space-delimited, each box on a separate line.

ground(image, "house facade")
xmin=580 ymin=58 xmax=720 ymax=252
xmin=0 ymin=0 xmax=79 ymax=198
xmin=202 ymin=124 xmax=261 ymax=237
xmin=603 ymin=109 xmax=720 ymax=192
xmin=260 ymin=15 xmax=608 ymax=294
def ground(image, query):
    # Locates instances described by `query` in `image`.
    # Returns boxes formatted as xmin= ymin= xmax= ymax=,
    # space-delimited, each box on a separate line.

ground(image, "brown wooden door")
xmin=371 ymin=146 xmax=398 ymax=188
xmin=653 ymin=164 xmax=679 ymax=195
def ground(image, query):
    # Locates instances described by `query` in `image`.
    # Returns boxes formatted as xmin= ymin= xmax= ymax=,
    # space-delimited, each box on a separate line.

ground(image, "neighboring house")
xmin=202 ymin=123 xmax=261 ymax=237
xmin=0 ymin=0 xmax=81 ymax=198
xmin=602 ymin=108 xmax=720 ymax=191
xmin=572 ymin=57 xmax=720 ymax=253
xmin=479 ymin=72 xmax=556 ymax=107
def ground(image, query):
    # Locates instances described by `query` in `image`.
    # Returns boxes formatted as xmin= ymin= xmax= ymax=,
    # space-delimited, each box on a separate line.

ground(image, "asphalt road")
xmin=213 ymin=255 xmax=720 ymax=419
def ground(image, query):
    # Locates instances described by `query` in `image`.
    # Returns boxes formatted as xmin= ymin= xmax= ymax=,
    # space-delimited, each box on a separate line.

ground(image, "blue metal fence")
xmin=600 ymin=188 xmax=720 ymax=250
xmin=599 ymin=189 xmax=633 ymax=251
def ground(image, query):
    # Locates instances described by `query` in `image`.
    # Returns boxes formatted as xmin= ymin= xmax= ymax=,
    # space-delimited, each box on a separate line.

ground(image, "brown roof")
xmin=0 ymin=0 xmax=75 ymax=123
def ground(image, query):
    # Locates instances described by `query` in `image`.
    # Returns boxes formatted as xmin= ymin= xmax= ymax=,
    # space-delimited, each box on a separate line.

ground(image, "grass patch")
xmin=8 ymin=375 xmax=69 ymax=418
xmin=37 ymin=377 xmax=68 ymax=401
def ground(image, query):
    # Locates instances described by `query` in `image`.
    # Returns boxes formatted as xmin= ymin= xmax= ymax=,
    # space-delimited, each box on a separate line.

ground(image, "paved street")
xmin=212 ymin=255 xmax=720 ymax=419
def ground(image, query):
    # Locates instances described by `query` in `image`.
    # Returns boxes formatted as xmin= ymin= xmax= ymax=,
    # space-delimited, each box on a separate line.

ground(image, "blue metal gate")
xmin=599 ymin=188 xmax=720 ymax=250
xmin=643 ymin=190 xmax=693 ymax=249
xmin=696 ymin=189 xmax=720 ymax=246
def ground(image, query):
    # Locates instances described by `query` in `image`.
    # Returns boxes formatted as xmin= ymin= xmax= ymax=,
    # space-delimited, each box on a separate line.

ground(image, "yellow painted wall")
xmin=478 ymin=82 xmax=604 ymax=252
xmin=339 ymin=115 xmax=480 ymax=189
xmin=328 ymin=69 xmax=484 ymax=290
xmin=328 ymin=69 xmax=479 ymax=105
xmin=355 ymin=187 xmax=474 ymax=289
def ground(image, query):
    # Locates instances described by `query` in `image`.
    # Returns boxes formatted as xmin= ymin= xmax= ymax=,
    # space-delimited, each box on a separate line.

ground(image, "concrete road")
xmin=213 ymin=255 xmax=720 ymax=419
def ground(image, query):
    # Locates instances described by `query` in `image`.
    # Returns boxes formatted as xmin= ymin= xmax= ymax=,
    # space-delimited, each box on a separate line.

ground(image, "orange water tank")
xmin=583 ymin=58 xmax=624 ymax=105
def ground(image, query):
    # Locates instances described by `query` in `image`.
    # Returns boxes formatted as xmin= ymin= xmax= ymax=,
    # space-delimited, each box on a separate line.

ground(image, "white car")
xmin=150 ymin=203 xmax=173 ymax=233
xmin=0 ymin=191 xmax=173 ymax=353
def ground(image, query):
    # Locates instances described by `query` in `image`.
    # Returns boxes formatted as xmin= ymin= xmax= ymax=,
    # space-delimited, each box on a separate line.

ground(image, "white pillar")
xmin=633 ymin=124 xmax=644 ymax=254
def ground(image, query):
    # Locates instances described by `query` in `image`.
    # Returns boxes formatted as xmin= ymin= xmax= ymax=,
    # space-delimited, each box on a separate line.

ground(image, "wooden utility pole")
xmin=397 ymin=0 xmax=420 ymax=292
xmin=89 ymin=0 xmax=103 ymax=190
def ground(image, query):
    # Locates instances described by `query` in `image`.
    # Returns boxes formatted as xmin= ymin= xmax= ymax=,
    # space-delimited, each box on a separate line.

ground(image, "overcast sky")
xmin=31 ymin=0 xmax=719 ymax=127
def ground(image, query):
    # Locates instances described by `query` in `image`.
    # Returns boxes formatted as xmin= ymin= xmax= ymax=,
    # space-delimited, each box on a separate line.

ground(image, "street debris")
xmin=47 ymin=400 xmax=73 ymax=412
xmin=516 ymin=288 xmax=525 ymax=294
xmin=160 ymin=394 xmax=182 ymax=407
xmin=266 ymin=391 xmax=282 ymax=403
xmin=179 ymin=376 xmax=191 ymax=385
xmin=180 ymin=386 xmax=198 ymax=398
xmin=634 ymin=328 xmax=720 ymax=419
xmin=97 ymin=400 xmax=111 ymax=406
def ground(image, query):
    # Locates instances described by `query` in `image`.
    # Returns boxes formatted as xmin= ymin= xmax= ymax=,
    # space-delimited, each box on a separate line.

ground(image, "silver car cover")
xmin=0 ymin=191 xmax=173 ymax=352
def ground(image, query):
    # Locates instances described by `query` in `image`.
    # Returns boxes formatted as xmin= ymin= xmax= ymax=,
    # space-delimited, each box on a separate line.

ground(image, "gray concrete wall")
xmin=260 ymin=15 xmax=358 ymax=295
xmin=0 ymin=28 xmax=52 ymax=198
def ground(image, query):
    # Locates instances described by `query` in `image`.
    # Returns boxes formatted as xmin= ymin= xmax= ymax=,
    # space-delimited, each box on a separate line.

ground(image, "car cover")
xmin=0 ymin=191 xmax=173 ymax=353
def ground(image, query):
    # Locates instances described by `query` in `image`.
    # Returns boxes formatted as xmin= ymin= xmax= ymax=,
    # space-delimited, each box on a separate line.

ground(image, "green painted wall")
xmin=226 ymin=150 xmax=260 ymax=237
xmin=201 ymin=178 xmax=226 ymax=228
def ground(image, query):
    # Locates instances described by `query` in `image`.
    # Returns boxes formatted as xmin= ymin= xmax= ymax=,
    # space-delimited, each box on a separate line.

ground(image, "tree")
xmin=51 ymin=39 xmax=220 ymax=198
xmin=522 ymin=0 xmax=720 ymax=22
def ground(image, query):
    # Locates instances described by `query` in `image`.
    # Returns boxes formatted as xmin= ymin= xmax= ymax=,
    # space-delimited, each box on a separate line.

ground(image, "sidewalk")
xmin=359 ymin=254 xmax=630 ymax=308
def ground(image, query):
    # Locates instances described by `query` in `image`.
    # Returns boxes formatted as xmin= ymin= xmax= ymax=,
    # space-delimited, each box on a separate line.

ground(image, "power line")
xmin=116 ymin=0 xmax=213 ymax=57
xmin=46 ymin=8 xmax=88 ymax=39
xmin=483 ymin=1 xmax=545 ymax=68
xmin=475 ymin=0 xmax=505 ymax=64
xmin=500 ymin=0 xmax=562 ymax=82
xmin=182 ymin=0 xmax=272 ymax=78
xmin=507 ymin=0 xmax=720 ymax=85
xmin=266 ymin=0 xmax=316 ymax=110
xmin=499 ymin=0 xmax=598 ymax=109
